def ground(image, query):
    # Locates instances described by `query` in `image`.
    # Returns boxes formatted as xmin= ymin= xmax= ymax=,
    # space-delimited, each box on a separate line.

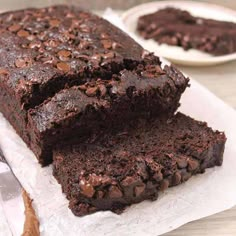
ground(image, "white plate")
xmin=121 ymin=1 xmax=236 ymax=66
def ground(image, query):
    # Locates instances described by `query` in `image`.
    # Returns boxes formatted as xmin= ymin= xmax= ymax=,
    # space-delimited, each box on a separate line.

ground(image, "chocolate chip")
xmin=29 ymin=41 xmax=42 ymax=49
xmin=153 ymin=171 xmax=163 ymax=182
xmin=54 ymin=155 xmax=64 ymax=169
xmin=76 ymin=54 xmax=90 ymax=62
xmin=91 ymin=54 xmax=102 ymax=62
xmin=38 ymin=32 xmax=47 ymax=41
xmin=44 ymin=39 xmax=59 ymax=47
xmin=169 ymin=36 xmax=178 ymax=45
xmin=100 ymin=33 xmax=109 ymax=39
xmin=102 ymin=52 xmax=115 ymax=60
xmin=27 ymin=35 xmax=35 ymax=41
xmin=141 ymin=49 xmax=150 ymax=59
xmin=108 ymin=186 xmax=123 ymax=198
xmin=56 ymin=62 xmax=70 ymax=72
xmin=38 ymin=46 xmax=45 ymax=53
xmin=176 ymin=33 xmax=182 ymax=39
xmin=17 ymin=30 xmax=30 ymax=38
xmin=70 ymin=19 xmax=80 ymax=28
xmin=160 ymin=179 xmax=169 ymax=191
xmin=85 ymin=87 xmax=98 ymax=97
xmin=17 ymin=79 xmax=31 ymax=93
xmin=134 ymin=184 xmax=145 ymax=197
xmin=70 ymin=202 xmax=89 ymax=216
xmin=181 ymin=170 xmax=192 ymax=182
xmin=188 ymin=159 xmax=199 ymax=172
xmin=49 ymin=19 xmax=60 ymax=27
xmin=58 ymin=50 xmax=71 ymax=58
xmin=8 ymin=24 xmax=21 ymax=32
xmin=59 ymin=56 xmax=69 ymax=62
xmin=141 ymin=71 xmax=153 ymax=78
xmin=142 ymin=65 xmax=164 ymax=77
xmin=64 ymin=32 xmax=76 ymax=40
xmin=210 ymin=36 xmax=217 ymax=43
xmin=0 ymin=68 xmax=9 ymax=76
xmin=166 ymin=118 xmax=173 ymax=124
xmin=183 ymin=35 xmax=190 ymax=43
xmin=88 ymin=174 xmax=102 ymax=187
xmin=41 ymin=56 xmax=56 ymax=65
xmin=57 ymin=50 xmax=71 ymax=61
xmin=145 ymin=157 xmax=161 ymax=173
xmin=78 ymin=84 xmax=87 ymax=91
xmin=112 ymin=42 xmax=122 ymax=50
xmin=101 ymin=39 xmax=112 ymax=49
xmin=15 ymin=58 xmax=32 ymax=68
xmin=66 ymin=12 xmax=75 ymax=18
xmin=177 ymin=159 xmax=188 ymax=169
xmin=96 ymin=191 xmax=104 ymax=199
xmin=79 ymin=180 xmax=95 ymax=198
xmin=136 ymin=162 xmax=149 ymax=179
xmin=88 ymin=206 xmax=97 ymax=214
xmin=163 ymin=169 xmax=174 ymax=177
xmin=98 ymin=84 xmax=107 ymax=97
xmin=79 ymin=24 xmax=90 ymax=33
xmin=204 ymin=43 xmax=213 ymax=51
xmin=79 ymin=41 xmax=91 ymax=50
xmin=99 ymin=175 xmax=112 ymax=185
xmin=172 ymin=171 xmax=182 ymax=186
xmin=5 ymin=14 xmax=13 ymax=22
xmin=108 ymin=80 xmax=118 ymax=88
xmin=155 ymin=65 xmax=165 ymax=74
xmin=121 ymin=176 xmax=136 ymax=187
xmin=21 ymin=15 xmax=30 ymax=23
xmin=196 ymin=19 xmax=203 ymax=25
xmin=146 ymin=181 xmax=156 ymax=190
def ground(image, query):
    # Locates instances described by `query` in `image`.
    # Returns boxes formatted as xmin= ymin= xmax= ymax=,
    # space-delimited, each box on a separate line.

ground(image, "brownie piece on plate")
xmin=137 ymin=7 xmax=236 ymax=55
xmin=0 ymin=5 xmax=189 ymax=165
xmin=53 ymin=112 xmax=226 ymax=216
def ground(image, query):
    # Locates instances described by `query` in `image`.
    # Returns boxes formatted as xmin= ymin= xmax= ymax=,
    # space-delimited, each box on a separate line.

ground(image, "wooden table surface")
xmin=163 ymin=60 xmax=236 ymax=236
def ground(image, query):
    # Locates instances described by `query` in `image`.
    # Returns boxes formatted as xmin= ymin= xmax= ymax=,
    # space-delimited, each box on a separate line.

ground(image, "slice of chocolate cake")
xmin=27 ymin=64 xmax=187 ymax=165
xmin=137 ymin=7 xmax=236 ymax=56
xmin=0 ymin=5 xmax=189 ymax=165
xmin=53 ymin=112 xmax=226 ymax=216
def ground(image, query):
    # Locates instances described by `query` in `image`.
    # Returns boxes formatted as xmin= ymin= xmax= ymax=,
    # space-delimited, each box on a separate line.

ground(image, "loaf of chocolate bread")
xmin=0 ymin=5 xmax=189 ymax=165
xmin=53 ymin=112 xmax=226 ymax=216
xmin=137 ymin=7 xmax=236 ymax=55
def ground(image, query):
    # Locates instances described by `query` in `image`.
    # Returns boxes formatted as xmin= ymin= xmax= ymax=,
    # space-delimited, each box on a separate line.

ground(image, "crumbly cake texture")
xmin=0 ymin=5 xmax=189 ymax=165
xmin=137 ymin=7 xmax=236 ymax=56
xmin=53 ymin=112 xmax=226 ymax=216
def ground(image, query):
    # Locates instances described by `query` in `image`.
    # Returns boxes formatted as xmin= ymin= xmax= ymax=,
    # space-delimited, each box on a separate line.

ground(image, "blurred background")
xmin=1 ymin=0 xmax=236 ymax=11
xmin=71 ymin=0 xmax=236 ymax=10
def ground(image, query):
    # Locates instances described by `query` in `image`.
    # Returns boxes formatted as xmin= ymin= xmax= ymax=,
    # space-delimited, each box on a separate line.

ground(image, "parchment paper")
xmin=0 ymin=10 xmax=236 ymax=236
xmin=0 ymin=163 xmax=12 ymax=236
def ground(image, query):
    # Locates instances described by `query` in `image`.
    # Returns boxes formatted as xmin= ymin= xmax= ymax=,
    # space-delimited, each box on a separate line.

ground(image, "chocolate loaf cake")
xmin=0 ymin=6 xmax=189 ymax=165
xmin=53 ymin=112 xmax=226 ymax=216
xmin=137 ymin=7 xmax=236 ymax=56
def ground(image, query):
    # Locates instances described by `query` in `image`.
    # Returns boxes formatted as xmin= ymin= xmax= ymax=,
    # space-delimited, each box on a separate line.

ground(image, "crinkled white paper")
xmin=0 ymin=203 xmax=11 ymax=236
xmin=0 ymin=11 xmax=236 ymax=236
xmin=0 ymin=163 xmax=12 ymax=236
